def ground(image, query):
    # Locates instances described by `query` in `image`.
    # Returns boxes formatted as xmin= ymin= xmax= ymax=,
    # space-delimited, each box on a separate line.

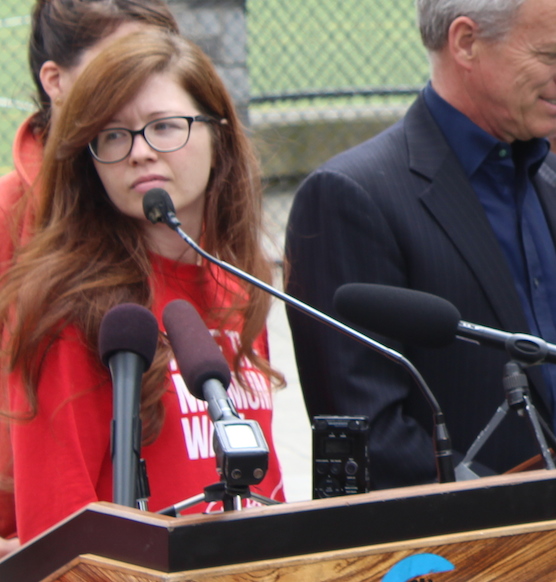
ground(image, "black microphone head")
xmin=162 ymin=299 xmax=231 ymax=399
xmin=142 ymin=188 xmax=177 ymax=225
xmin=98 ymin=303 xmax=159 ymax=369
xmin=333 ymin=283 xmax=461 ymax=348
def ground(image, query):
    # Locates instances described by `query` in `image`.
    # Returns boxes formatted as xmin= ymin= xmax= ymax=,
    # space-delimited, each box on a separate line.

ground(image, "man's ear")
xmin=448 ymin=16 xmax=481 ymax=71
xmin=39 ymin=60 xmax=64 ymax=103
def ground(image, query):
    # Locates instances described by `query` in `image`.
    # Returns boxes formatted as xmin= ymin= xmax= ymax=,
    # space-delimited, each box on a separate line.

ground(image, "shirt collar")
xmin=423 ymin=82 xmax=549 ymax=178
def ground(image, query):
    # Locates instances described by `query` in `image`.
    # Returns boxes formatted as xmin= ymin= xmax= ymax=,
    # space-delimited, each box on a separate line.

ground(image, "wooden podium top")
xmin=3 ymin=470 xmax=556 ymax=581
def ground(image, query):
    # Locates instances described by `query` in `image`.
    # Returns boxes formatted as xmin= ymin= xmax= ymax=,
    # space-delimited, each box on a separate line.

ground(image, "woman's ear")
xmin=39 ymin=60 xmax=65 ymax=104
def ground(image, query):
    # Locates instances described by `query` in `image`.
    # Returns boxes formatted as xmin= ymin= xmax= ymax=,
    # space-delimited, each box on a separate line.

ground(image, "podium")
xmin=3 ymin=470 xmax=556 ymax=581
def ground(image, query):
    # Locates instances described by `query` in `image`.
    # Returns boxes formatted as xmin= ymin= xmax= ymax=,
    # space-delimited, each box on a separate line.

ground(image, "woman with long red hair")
xmin=0 ymin=29 xmax=285 ymax=546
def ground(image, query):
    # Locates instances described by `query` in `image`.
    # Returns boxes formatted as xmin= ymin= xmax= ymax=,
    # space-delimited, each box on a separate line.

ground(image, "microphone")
xmin=334 ymin=284 xmax=556 ymax=477
xmin=334 ymin=283 xmax=556 ymax=367
xmin=162 ymin=299 xmax=235 ymax=421
xmin=143 ymin=188 xmax=181 ymax=229
xmin=162 ymin=299 xmax=270 ymax=490
xmin=99 ymin=303 xmax=159 ymax=508
xmin=144 ymin=189 xmax=456 ymax=484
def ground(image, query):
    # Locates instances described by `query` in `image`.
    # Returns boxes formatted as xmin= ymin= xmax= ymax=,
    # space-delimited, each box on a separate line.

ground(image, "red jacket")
xmin=0 ymin=117 xmax=42 ymax=539
xmin=0 ymin=116 xmax=42 ymax=266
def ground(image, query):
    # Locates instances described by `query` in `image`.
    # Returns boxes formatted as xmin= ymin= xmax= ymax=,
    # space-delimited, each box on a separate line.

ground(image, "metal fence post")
xmin=168 ymin=0 xmax=250 ymax=124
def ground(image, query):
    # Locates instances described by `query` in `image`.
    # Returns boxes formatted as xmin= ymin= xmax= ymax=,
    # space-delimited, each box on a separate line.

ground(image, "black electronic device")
xmin=213 ymin=418 xmax=269 ymax=487
xmin=312 ymin=415 xmax=370 ymax=499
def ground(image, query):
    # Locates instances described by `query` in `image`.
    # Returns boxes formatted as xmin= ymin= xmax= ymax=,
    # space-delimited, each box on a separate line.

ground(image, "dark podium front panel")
xmin=2 ymin=470 xmax=556 ymax=581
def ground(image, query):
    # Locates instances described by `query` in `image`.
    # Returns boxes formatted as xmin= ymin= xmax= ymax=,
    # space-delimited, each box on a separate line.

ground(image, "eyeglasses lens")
xmin=91 ymin=117 xmax=192 ymax=163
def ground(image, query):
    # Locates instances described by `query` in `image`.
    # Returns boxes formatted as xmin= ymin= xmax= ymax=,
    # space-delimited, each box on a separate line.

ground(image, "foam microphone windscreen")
xmin=333 ymin=283 xmax=461 ymax=347
xmin=142 ymin=188 xmax=176 ymax=224
xmin=98 ymin=303 xmax=159 ymax=369
xmin=162 ymin=299 xmax=231 ymax=399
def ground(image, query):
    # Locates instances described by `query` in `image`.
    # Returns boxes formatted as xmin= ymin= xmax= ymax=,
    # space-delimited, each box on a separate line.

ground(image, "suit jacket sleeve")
xmin=285 ymin=167 xmax=438 ymax=489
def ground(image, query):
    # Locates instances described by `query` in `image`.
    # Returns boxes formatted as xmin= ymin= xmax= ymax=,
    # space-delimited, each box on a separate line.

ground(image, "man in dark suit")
xmin=285 ymin=0 xmax=556 ymax=489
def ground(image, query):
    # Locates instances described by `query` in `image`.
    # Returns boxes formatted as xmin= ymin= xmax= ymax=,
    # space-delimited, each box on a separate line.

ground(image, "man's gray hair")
xmin=416 ymin=0 xmax=527 ymax=51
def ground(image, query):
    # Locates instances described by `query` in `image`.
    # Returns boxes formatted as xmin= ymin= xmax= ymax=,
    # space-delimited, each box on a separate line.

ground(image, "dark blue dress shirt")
xmin=424 ymin=83 xmax=556 ymax=425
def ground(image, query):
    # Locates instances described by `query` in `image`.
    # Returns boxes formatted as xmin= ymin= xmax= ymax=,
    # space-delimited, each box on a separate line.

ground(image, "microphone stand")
xmin=456 ymin=360 xmax=556 ymax=480
xmin=158 ymin=415 xmax=282 ymax=516
xmin=158 ymin=482 xmax=281 ymax=516
xmin=110 ymin=352 xmax=144 ymax=508
xmin=144 ymin=196 xmax=456 ymax=484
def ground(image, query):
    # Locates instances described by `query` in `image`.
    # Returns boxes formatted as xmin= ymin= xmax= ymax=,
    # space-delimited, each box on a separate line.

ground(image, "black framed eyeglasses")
xmin=89 ymin=115 xmax=217 ymax=163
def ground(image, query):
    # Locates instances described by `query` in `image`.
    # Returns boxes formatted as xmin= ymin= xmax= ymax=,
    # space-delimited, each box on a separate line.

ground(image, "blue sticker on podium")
xmin=382 ymin=553 xmax=455 ymax=581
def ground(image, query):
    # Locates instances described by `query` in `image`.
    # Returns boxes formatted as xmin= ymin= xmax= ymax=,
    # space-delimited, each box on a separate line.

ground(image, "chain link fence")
xmin=248 ymin=0 xmax=427 ymax=109
xmin=0 ymin=0 xmax=429 ymax=195
xmin=247 ymin=0 xmax=429 ymax=258
xmin=0 ymin=1 xmax=34 ymax=176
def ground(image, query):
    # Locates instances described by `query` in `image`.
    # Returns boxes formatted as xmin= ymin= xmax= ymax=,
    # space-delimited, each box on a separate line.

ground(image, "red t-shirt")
xmin=10 ymin=253 xmax=285 ymax=544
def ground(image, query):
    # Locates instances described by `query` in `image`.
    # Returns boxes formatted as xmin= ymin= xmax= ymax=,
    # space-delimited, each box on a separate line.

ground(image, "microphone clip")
xmin=213 ymin=418 xmax=269 ymax=487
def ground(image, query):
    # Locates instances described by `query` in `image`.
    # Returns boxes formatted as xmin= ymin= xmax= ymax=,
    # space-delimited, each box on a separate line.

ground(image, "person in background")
xmin=0 ymin=0 xmax=179 ymax=556
xmin=0 ymin=0 xmax=179 ymax=264
xmin=286 ymin=0 xmax=556 ymax=489
xmin=0 ymin=28 xmax=285 ymax=546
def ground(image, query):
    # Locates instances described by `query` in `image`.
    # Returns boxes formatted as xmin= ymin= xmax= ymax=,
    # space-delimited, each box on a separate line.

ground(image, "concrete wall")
xmin=250 ymin=105 xmax=408 ymax=182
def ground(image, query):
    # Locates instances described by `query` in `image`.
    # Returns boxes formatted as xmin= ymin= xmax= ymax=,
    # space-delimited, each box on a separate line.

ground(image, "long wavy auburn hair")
xmin=0 ymin=30 xmax=283 ymax=443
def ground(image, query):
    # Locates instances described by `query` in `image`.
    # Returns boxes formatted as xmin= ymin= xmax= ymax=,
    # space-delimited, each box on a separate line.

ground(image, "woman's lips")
xmin=132 ymin=176 xmax=168 ymax=193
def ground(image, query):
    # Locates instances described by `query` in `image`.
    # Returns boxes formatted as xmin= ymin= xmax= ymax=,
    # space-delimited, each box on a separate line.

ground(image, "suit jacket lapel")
xmin=404 ymin=95 xmax=551 ymax=407
xmin=405 ymin=96 xmax=528 ymax=331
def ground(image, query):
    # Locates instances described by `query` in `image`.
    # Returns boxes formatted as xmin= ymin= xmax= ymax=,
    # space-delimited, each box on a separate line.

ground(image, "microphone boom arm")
xmin=146 ymin=193 xmax=455 ymax=483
